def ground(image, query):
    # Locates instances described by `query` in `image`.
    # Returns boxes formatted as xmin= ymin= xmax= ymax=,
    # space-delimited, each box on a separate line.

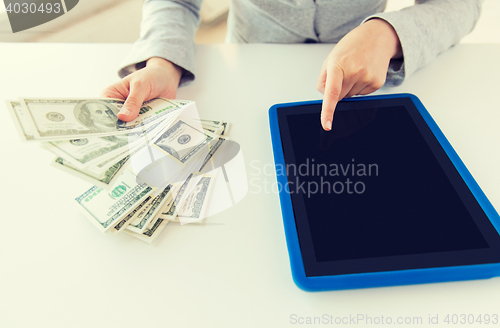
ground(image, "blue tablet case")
xmin=269 ymin=93 xmax=500 ymax=291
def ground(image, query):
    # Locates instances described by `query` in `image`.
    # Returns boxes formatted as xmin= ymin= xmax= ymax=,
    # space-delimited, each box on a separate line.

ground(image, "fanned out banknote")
xmin=9 ymin=98 xmax=187 ymax=141
xmin=6 ymin=97 xmax=230 ymax=244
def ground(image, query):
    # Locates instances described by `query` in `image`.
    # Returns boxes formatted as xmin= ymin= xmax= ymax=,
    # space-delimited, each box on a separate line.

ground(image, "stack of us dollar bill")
xmin=6 ymin=97 xmax=230 ymax=244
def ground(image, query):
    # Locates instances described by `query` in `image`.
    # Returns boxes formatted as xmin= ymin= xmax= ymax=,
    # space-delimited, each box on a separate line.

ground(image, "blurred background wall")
xmin=0 ymin=0 xmax=498 ymax=44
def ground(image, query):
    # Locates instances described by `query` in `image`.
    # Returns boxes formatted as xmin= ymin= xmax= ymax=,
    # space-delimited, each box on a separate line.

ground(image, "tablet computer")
xmin=269 ymin=94 xmax=500 ymax=291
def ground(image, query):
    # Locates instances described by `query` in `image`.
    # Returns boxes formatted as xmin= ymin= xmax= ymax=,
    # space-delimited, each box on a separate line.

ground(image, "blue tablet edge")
xmin=268 ymin=93 xmax=500 ymax=291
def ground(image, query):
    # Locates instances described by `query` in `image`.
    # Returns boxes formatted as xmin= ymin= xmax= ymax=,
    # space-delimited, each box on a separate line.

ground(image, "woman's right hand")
xmin=101 ymin=57 xmax=183 ymax=122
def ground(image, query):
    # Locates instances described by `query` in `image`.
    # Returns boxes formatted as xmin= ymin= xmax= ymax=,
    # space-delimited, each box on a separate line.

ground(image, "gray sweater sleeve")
xmin=363 ymin=0 xmax=483 ymax=86
xmin=119 ymin=0 xmax=483 ymax=88
xmin=118 ymin=0 xmax=202 ymax=86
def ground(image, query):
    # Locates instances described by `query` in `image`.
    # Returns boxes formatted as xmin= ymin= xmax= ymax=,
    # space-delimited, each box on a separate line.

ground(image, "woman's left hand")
xmin=316 ymin=18 xmax=403 ymax=131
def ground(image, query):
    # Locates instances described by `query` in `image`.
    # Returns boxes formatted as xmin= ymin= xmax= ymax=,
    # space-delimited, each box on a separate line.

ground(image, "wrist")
xmin=146 ymin=57 xmax=183 ymax=79
xmin=365 ymin=18 xmax=403 ymax=59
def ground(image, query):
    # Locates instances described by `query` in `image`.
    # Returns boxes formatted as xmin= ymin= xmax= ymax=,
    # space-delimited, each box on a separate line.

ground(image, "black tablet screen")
xmin=277 ymin=97 xmax=500 ymax=277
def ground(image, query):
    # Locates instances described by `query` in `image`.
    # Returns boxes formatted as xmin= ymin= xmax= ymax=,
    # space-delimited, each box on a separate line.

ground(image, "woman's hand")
xmin=101 ymin=57 xmax=183 ymax=121
xmin=316 ymin=19 xmax=402 ymax=131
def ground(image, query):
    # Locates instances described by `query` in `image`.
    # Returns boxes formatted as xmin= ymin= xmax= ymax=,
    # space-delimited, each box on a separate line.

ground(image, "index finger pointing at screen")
xmin=321 ymin=65 xmax=344 ymax=131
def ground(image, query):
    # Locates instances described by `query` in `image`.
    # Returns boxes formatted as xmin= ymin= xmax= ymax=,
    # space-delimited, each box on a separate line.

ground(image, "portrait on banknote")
xmin=74 ymin=100 xmax=120 ymax=133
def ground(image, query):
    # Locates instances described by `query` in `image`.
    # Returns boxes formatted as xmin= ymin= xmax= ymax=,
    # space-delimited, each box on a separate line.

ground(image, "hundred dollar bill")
xmin=202 ymin=126 xmax=223 ymax=135
xmin=186 ymin=118 xmax=228 ymax=136
xmin=16 ymin=97 xmax=187 ymax=141
xmin=160 ymin=173 xmax=196 ymax=220
xmin=126 ymin=184 xmax=172 ymax=234
xmin=43 ymin=117 xmax=168 ymax=170
xmin=74 ymin=169 xmax=153 ymax=233
xmin=77 ymin=151 xmax=127 ymax=176
xmin=153 ymin=119 xmax=215 ymax=165
xmin=201 ymin=119 xmax=222 ymax=125
xmin=160 ymin=184 xmax=179 ymax=210
xmin=124 ymin=216 xmax=170 ymax=244
xmin=157 ymin=184 xmax=181 ymax=221
xmin=199 ymin=119 xmax=229 ymax=135
xmin=199 ymin=136 xmax=228 ymax=172
xmin=5 ymin=100 xmax=36 ymax=140
xmin=111 ymin=195 xmax=152 ymax=234
xmin=216 ymin=121 xmax=229 ymax=136
xmin=74 ymin=119 xmax=168 ymax=176
xmin=160 ymin=172 xmax=212 ymax=222
xmin=81 ymin=128 xmax=159 ymax=176
xmin=53 ymin=155 xmax=129 ymax=188
xmin=125 ymin=185 xmax=180 ymax=243
xmin=50 ymin=121 xmax=176 ymax=187
xmin=122 ymin=195 xmax=156 ymax=232
xmin=176 ymin=175 xmax=215 ymax=224
xmin=43 ymin=136 xmax=129 ymax=170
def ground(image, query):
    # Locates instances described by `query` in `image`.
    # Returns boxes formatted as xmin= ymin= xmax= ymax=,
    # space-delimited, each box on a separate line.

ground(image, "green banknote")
xmin=75 ymin=169 xmax=153 ymax=233
xmin=14 ymin=98 xmax=190 ymax=141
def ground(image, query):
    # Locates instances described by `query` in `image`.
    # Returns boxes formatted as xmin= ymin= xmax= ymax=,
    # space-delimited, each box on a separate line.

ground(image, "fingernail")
xmin=119 ymin=108 xmax=131 ymax=117
xmin=326 ymin=120 xmax=332 ymax=130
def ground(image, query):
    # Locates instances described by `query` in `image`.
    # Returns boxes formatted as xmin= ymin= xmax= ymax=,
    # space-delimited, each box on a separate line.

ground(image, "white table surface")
xmin=1 ymin=43 xmax=500 ymax=328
